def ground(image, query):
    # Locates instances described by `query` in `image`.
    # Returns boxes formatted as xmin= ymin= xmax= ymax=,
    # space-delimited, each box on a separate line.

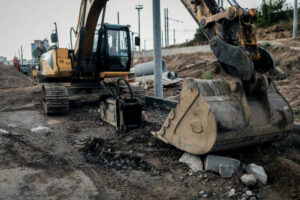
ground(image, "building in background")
xmin=31 ymin=39 xmax=49 ymax=63
xmin=0 ymin=56 xmax=7 ymax=64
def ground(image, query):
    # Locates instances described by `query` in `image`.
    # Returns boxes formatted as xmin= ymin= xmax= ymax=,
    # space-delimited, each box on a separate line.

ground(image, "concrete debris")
xmin=179 ymin=152 xmax=203 ymax=172
xmin=30 ymin=126 xmax=50 ymax=133
xmin=0 ymin=128 xmax=9 ymax=135
xmin=135 ymin=72 xmax=183 ymax=88
xmin=205 ymin=155 xmax=240 ymax=175
xmin=8 ymin=123 xmax=17 ymax=128
xmin=219 ymin=164 xmax=236 ymax=179
xmin=246 ymin=190 xmax=253 ymax=196
xmin=241 ymin=174 xmax=257 ymax=186
xmin=199 ymin=190 xmax=208 ymax=198
xmin=228 ymin=188 xmax=236 ymax=198
xmin=246 ymin=163 xmax=268 ymax=185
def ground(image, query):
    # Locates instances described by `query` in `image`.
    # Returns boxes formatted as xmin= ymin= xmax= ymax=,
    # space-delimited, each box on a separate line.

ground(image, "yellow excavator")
xmin=38 ymin=0 xmax=294 ymax=154
xmin=39 ymin=0 xmax=143 ymax=131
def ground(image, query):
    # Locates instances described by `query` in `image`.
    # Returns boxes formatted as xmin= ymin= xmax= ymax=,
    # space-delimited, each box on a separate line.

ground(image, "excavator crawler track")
xmin=42 ymin=83 xmax=69 ymax=115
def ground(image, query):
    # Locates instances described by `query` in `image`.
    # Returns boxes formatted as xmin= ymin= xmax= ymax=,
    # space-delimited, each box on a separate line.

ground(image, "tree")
xmin=256 ymin=0 xmax=292 ymax=27
xmin=194 ymin=28 xmax=208 ymax=42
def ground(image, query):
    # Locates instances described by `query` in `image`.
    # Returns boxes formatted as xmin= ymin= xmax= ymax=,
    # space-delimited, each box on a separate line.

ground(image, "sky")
xmin=0 ymin=0 xmax=296 ymax=60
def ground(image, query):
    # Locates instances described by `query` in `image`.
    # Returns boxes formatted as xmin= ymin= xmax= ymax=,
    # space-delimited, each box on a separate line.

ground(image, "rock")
xmin=30 ymin=126 xmax=50 ymax=133
xmin=228 ymin=188 xmax=236 ymax=198
xmin=241 ymin=174 xmax=257 ymax=186
xmin=241 ymin=198 xmax=247 ymax=200
xmin=246 ymin=163 xmax=267 ymax=184
xmin=246 ymin=190 xmax=253 ymax=196
xmin=0 ymin=128 xmax=9 ymax=135
xmin=205 ymin=155 xmax=240 ymax=173
xmin=179 ymin=152 xmax=203 ymax=172
xmin=250 ymin=197 xmax=257 ymax=200
xmin=219 ymin=164 xmax=236 ymax=178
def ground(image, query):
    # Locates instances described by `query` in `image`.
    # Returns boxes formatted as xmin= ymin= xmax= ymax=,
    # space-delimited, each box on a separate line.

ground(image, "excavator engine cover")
xmin=152 ymin=78 xmax=294 ymax=155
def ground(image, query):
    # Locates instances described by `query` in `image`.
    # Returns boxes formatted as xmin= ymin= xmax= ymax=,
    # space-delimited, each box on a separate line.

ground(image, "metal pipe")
xmin=293 ymin=0 xmax=298 ymax=38
xmin=101 ymin=3 xmax=107 ymax=27
xmin=136 ymin=5 xmax=143 ymax=52
xmin=54 ymin=22 xmax=59 ymax=48
xmin=70 ymin=27 xmax=77 ymax=50
xmin=153 ymin=0 xmax=163 ymax=98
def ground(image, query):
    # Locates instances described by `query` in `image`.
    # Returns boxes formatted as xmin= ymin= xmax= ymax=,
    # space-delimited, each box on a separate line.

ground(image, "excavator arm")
xmin=74 ymin=0 xmax=107 ymax=58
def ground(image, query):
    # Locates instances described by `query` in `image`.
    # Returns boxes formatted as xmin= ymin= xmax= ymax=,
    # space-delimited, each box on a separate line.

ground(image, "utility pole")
xmin=293 ymin=0 xmax=298 ymax=38
xmin=218 ymin=0 xmax=223 ymax=7
xmin=144 ymin=40 xmax=146 ymax=50
xmin=135 ymin=4 xmax=143 ymax=51
xmin=161 ymin=31 xmax=164 ymax=48
xmin=153 ymin=0 xmax=163 ymax=98
xmin=18 ymin=49 xmax=21 ymax=60
xmin=164 ymin=8 xmax=169 ymax=47
xmin=21 ymin=46 xmax=24 ymax=65
xmin=117 ymin=12 xmax=120 ymax=24
xmin=173 ymin=29 xmax=176 ymax=45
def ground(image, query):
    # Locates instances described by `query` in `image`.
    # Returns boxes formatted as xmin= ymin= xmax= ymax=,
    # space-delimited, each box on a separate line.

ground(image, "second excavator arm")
xmin=180 ymin=0 xmax=275 ymax=83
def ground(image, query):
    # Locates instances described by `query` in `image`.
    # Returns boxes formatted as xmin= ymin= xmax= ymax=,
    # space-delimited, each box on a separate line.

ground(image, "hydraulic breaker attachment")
xmin=152 ymin=78 xmax=294 ymax=155
xmin=100 ymin=78 xmax=143 ymax=132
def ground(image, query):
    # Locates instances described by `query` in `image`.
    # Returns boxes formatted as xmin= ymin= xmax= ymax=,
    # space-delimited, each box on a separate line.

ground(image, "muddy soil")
xmin=0 ymin=75 xmax=299 ymax=200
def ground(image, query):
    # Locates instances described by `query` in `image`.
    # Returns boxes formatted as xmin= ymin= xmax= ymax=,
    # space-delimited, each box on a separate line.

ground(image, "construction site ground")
xmin=0 ymin=39 xmax=299 ymax=200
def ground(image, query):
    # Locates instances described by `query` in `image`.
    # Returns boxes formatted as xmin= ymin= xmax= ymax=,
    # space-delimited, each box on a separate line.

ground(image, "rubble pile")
xmin=0 ymin=65 xmax=35 ymax=89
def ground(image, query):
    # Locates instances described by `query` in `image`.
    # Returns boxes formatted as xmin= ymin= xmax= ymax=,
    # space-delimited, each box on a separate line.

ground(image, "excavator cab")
xmin=96 ymin=24 xmax=132 ymax=73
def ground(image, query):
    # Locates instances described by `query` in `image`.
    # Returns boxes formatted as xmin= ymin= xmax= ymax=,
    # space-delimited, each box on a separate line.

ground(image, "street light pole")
xmin=293 ymin=0 xmax=298 ymax=38
xmin=135 ymin=4 xmax=144 ymax=51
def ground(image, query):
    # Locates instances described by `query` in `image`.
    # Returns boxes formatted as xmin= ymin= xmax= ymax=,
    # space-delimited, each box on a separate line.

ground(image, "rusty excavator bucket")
xmin=152 ymin=71 xmax=294 ymax=155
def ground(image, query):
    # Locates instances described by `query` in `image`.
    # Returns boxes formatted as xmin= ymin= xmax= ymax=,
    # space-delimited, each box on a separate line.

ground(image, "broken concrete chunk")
xmin=205 ymin=155 xmax=240 ymax=173
xmin=0 ymin=128 xmax=9 ymax=135
xmin=219 ymin=164 xmax=236 ymax=178
xmin=246 ymin=190 xmax=253 ymax=197
xmin=179 ymin=152 xmax=203 ymax=172
xmin=228 ymin=188 xmax=236 ymax=198
xmin=30 ymin=126 xmax=50 ymax=133
xmin=246 ymin=163 xmax=267 ymax=185
xmin=241 ymin=174 xmax=257 ymax=186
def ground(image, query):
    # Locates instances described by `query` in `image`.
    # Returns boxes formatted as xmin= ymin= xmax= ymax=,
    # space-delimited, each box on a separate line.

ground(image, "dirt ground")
xmin=0 ymin=83 xmax=299 ymax=200
xmin=257 ymin=21 xmax=300 ymax=40
xmin=0 ymin=43 xmax=299 ymax=200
